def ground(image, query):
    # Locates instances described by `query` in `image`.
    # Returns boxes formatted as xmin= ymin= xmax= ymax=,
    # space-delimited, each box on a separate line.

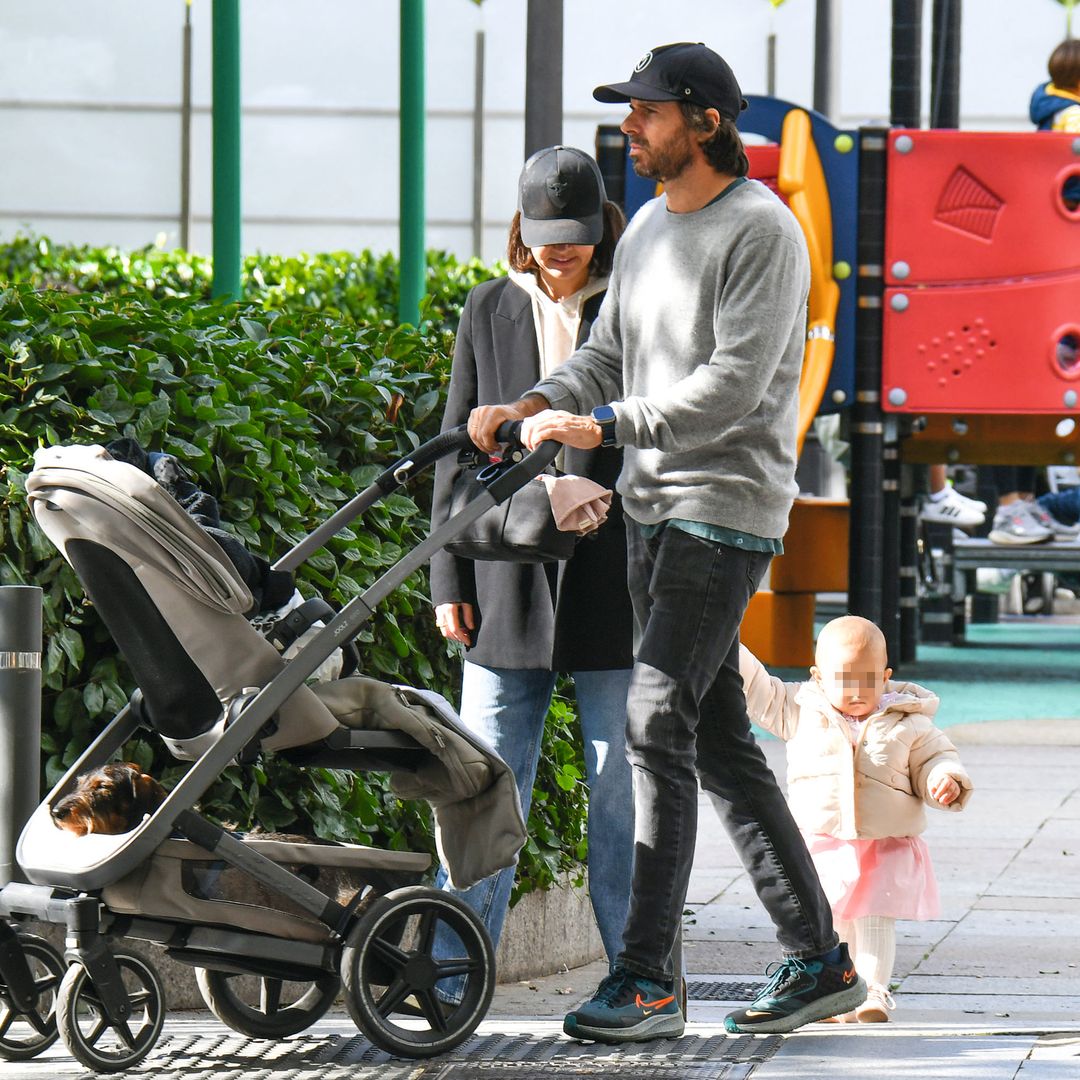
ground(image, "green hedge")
xmin=0 ymin=235 xmax=498 ymax=331
xmin=0 ymin=249 xmax=589 ymax=903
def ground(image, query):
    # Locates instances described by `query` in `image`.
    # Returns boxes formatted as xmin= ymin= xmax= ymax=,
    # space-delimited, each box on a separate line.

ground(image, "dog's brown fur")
xmin=51 ymin=762 xmax=167 ymax=836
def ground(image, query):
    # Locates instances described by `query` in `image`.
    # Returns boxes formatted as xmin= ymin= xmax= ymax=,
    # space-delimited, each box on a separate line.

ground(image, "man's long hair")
xmin=680 ymin=103 xmax=749 ymax=177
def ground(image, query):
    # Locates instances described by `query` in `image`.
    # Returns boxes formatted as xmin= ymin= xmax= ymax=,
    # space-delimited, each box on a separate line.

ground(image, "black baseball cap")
xmin=593 ymin=42 xmax=748 ymax=122
xmin=517 ymin=145 xmax=607 ymax=247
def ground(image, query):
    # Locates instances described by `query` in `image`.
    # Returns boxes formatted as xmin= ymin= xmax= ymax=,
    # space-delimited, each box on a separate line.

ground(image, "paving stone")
xmin=751 ymin=1034 xmax=1037 ymax=1080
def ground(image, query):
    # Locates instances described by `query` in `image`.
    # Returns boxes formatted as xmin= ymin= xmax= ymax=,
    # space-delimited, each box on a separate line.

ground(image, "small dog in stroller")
xmin=51 ymin=762 xmax=166 ymax=836
xmin=0 ymin=424 xmax=553 ymax=1071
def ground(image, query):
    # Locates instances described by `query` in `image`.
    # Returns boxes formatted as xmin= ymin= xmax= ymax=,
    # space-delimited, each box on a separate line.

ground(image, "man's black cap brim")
xmin=593 ymin=80 xmax=681 ymax=104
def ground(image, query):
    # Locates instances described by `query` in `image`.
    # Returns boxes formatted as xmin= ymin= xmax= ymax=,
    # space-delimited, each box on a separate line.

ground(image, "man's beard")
xmin=630 ymin=131 xmax=695 ymax=182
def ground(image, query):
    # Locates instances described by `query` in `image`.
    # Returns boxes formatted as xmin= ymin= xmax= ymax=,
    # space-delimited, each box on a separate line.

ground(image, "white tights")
xmin=834 ymin=915 xmax=896 ymax=990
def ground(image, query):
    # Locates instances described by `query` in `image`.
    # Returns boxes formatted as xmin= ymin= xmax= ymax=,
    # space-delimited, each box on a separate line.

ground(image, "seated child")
xmin=739 ymin=615 xmax=974 ymax=1023
xmin=1030 ymin=38 xmax=1080 ymax=209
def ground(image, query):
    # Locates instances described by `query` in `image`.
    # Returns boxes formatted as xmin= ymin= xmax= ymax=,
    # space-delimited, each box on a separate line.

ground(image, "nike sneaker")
xmin=724 ymin=943 xmax=867 ymax=1034
xmin=563 ymin=968 xmax=685 ymax=1043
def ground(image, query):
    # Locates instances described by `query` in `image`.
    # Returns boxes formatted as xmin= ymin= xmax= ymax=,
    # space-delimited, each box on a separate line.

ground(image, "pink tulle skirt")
xmin=803 ymin=833 xmax=940 ymax=921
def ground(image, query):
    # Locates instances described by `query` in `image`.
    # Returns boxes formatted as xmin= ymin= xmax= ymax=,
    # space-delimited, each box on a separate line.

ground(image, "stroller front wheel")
xmin=55 ymin=949 xmax=165 ymax=1073
xmin=195 ymin=966 xmax=340 ymax=1038
xmin=341 ymin=885 xmax=495 ymax=1058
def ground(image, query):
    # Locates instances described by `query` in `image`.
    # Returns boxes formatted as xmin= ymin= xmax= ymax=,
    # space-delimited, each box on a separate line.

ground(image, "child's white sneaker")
xmin=855 ymin=984 xmax=896 ymax=1023
xmin=920 ymin=487 xmax=985 ymax=528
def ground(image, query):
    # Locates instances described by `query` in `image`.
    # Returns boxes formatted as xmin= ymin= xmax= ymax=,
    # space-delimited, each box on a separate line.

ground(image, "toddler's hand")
xmin=930 ymin=775 xmax=961 ymax=806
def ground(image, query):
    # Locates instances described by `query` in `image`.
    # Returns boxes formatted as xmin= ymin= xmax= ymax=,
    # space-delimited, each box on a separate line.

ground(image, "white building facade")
xmin=0 ymin=0 xmax=1071 ymax=262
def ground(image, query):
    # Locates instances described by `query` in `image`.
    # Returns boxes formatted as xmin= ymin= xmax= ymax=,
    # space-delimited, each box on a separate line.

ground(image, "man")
xmin=469 ymin=42 xmax=867 ymax=1043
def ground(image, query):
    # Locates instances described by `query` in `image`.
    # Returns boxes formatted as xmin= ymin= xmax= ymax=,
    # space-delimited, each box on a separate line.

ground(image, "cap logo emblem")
xmin=546 ymin=175 xmax=569 ymax=208
xmin=634 ymin=51 xmax=653 ymax=73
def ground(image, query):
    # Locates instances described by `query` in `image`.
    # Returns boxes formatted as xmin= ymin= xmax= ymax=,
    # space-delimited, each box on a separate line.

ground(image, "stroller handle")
xmin=273 ymin=423 xmax=560 ymax=573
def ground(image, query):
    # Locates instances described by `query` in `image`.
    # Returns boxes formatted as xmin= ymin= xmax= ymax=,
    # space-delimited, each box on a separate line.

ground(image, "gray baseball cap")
xmin=517 ymin=146 xmax=607 ymax=248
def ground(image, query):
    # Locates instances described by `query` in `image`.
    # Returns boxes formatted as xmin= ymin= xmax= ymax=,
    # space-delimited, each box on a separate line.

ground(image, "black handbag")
xmin=444 ymin=464 xmax=577 ymax=563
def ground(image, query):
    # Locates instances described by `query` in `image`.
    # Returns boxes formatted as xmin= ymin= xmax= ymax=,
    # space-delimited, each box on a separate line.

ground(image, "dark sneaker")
xmin=564 ymin=969 xmax=685 ymax=1043
xmin=724 ymin=944 xmax=867 ymax=1034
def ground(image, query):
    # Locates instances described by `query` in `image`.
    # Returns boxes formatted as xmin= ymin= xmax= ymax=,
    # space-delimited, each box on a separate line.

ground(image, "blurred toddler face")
xmin=811 ymin=640 xmax=892 ymax=718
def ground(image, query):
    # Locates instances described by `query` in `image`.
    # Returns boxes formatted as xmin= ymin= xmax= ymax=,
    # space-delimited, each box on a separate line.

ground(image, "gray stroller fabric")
xmin=26 ymin=444 xmax=341 ymax=755
xmin=25 ymin=444 xmax=527 ymax=889
xmin=314 ymin=679 xmax=527 ymax=889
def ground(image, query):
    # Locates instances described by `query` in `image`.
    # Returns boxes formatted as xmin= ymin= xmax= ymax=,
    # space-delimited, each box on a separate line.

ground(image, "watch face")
xmin=593 ymin=405 xmax=615 ymax=423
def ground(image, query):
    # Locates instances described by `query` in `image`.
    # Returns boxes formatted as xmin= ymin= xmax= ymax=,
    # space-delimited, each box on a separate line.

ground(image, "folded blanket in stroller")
xmin=25 ymin=444 xmax=527 ymax=889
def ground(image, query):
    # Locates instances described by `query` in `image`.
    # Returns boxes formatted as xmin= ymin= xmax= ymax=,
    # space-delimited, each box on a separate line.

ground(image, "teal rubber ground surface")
xmin=759 ymin=621 xmax=1080 ymax=731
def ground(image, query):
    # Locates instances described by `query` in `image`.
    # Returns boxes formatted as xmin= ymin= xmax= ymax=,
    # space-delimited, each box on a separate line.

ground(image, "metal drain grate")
xmin=137 ymin=1031 xmax=783 ymax=1080
xmin=687 ymin=981 xmax=765 ymax=1002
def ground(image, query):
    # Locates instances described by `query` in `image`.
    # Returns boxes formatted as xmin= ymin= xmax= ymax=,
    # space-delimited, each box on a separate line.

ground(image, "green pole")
xmin=399 ymin=0 xmax=426 ymax=326
xmin=211 ymin=0 xmax=241 ymax=301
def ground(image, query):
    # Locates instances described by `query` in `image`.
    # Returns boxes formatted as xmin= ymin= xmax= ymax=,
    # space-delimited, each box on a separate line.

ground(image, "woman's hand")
xmin=435 ymin=602 xmax=476 ymax=646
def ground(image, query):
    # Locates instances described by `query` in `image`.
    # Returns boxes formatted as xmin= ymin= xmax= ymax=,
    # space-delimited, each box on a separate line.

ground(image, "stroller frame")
xmin=0 ymin=424 xmax=557 ymax=1071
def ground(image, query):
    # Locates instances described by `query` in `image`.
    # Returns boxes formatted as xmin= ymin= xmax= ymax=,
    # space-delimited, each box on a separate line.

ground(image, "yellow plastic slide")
xmin=777 ymin=108 xmax=840 ymax=454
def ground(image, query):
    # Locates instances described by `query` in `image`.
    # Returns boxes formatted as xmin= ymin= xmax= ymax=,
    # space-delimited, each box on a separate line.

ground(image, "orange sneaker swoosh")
xmin=843 ymin=967 xmax=857 ymax=982
xmin=635 ymin=993 xmax=675 ymax=1012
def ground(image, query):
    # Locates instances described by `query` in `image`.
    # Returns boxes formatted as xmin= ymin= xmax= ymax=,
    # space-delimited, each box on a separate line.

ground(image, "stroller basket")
xmin=0 ymin=423 xmax=558 ymax=1068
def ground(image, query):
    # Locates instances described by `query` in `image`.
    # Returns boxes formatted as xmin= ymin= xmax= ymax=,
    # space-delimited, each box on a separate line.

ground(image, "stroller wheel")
xmin=341 ymin=885 xmax=494 ymax=1058
xmin=195 ymin=966 xmax=340 ymax=1038
xmin=0 ymin=933 xmax=65 ymax=1061
xmin=56 ymin=949 xmax=165 ymax=1073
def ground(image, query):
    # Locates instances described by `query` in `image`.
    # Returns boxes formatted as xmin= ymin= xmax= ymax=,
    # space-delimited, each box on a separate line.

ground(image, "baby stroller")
xmin=0 ymin=423 xmax=555 ymax=1072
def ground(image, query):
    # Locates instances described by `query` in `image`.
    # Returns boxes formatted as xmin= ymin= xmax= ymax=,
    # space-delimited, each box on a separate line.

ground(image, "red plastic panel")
xmin=882 ymin=273 xmax=1080 ymax=413
xmin=746 ymin=144 xmax=784 ymax=201
xmin=885 ymin=130 xmax=1080 ymax=285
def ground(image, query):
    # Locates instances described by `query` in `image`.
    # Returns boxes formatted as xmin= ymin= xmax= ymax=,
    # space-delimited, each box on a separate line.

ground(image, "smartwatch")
xmin=591 ymin=404 xmax=618 ymax=448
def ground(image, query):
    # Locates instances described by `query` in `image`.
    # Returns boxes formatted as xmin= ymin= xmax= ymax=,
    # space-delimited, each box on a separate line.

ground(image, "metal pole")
xmin=399 ymin=0 xmax=426 ymax=326
xmin=211 ymin=0 xmax=241 ymax=300
xmin=179 ymin=0 xmax=193 ymax=250
xmin=0 ymin=587 xmax=43 ymax=887
xmin=472 ymin=30 xmax=485 ymax=259
xmin=891 ymin=0 xmax=924 ymax=128
xmin=848 ymin=127 xmax=889 ymax=629
xmin=766 ymin=33 xmax=777 ymax=98
xmin=524 ymin=0 xmax=563 ymax=157
xmin=930 ymin=0 xmax=962 ymax=129
xmin=813 ymin=0 xmax=836 ymax=119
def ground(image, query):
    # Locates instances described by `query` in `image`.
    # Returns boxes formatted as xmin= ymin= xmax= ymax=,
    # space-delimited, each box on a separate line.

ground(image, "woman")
xmin=429 ymin=146 xmax=633 ymax=990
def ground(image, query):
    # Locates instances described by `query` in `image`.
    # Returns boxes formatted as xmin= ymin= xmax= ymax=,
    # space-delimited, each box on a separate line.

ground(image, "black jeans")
xmin=616 ymin=523 xmax=837 ymax=982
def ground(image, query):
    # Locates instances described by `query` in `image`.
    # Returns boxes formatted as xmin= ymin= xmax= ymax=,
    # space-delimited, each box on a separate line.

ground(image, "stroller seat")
xmin=21 ymin=444 xmax=525 ymax=892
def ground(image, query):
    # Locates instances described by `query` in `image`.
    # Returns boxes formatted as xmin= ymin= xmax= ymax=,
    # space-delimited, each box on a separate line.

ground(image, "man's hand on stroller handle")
xmin=435 ymin=602 xmax=475 ymax=646
xmin=468 ymin=394 xmax=550 ymax=453
xmin=521 ymin=410 xmax=603 ymax=451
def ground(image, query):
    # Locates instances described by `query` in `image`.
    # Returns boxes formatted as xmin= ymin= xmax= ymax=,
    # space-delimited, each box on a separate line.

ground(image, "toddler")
xmin=739 ymin=615 xmax=973 ymax=1022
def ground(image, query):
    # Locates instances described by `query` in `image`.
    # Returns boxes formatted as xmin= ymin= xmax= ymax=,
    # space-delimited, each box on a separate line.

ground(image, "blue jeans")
xmin=1038 ymin=488 xmax=1080 ymax=526
xmin=433 ymin=662 xmax=634 ymax=1001
xmin=617 ymin=524 xmax=837 ymax=983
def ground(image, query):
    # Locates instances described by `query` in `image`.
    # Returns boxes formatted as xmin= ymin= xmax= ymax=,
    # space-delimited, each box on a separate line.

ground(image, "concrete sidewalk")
xmin=6 ymin=718 xmax=1078 ymax=1077
xmin=489 ymin=718 xmax=1080 ymax=1077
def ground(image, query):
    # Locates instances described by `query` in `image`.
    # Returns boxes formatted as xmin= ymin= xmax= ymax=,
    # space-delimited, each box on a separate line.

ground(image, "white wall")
xmin=0 ymin=0 xmax=1072 ymax=262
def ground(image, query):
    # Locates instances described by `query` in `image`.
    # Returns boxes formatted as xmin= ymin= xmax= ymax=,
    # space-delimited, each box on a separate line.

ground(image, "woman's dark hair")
xmin=680 ymin=104 xmax=749 ymax=177
xmin=507 ymin=201 xmax=627 ymax=278
xmin=1049 ymin=39 xmax=1080 ymax=89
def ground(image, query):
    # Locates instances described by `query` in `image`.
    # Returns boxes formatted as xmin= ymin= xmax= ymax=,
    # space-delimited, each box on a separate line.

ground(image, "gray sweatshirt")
xmin=532 ymin=179 xmax=810 ymax=540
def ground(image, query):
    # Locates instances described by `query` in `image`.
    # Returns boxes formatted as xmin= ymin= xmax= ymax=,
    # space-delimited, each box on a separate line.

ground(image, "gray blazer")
xmin=429 ymin=276 xmax=633 ymax=671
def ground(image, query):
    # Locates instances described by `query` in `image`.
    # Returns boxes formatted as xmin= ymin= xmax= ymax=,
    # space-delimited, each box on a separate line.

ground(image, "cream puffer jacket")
xmin=739 ymin=646 xmax=973 ymax=840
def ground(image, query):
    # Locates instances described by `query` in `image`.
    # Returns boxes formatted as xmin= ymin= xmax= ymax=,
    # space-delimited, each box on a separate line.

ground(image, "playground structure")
xmin=606 ymin=94 xmax=1080 ymax=668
